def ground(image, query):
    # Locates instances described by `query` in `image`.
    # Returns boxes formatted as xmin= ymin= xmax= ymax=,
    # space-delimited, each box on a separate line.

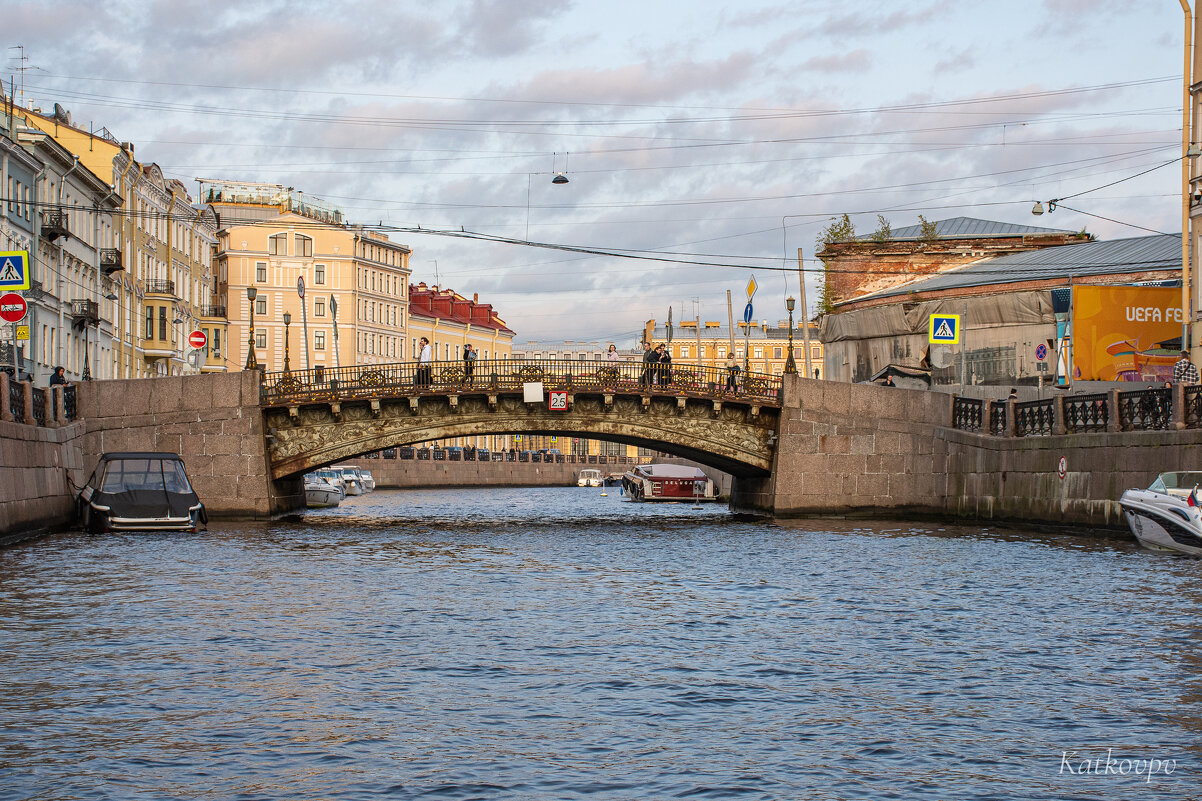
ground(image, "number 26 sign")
xmin=548 ymin=391 xmax=568 ymax=411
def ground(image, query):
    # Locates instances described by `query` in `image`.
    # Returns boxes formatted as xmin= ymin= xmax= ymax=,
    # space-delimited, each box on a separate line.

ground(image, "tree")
xmin=816 ymin=266 xmax=836 ymax=316
xmin=870 ymin=214 xmax=892 ymax=243
xmin=918 ymin=214 xmax=939 ymax=242
xmin=818 ymin=213 xmax=855 ymax=246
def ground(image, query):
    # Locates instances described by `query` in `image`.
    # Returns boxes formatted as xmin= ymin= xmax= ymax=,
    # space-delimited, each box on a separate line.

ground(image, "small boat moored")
xmin=339 ymin=466 xmax=365 ymax=496
xmin=577 ymin=468 xmax=603 ymax=487
xmin=621 ymin=464 xmax=717 ymax=502
xmin=304 ymin=473 xmax=343 ymax=508
xmin=1120 ymin=471 xmax=1202 ymax=556
xmin=77 ymin=452 xmax=207 ymax=533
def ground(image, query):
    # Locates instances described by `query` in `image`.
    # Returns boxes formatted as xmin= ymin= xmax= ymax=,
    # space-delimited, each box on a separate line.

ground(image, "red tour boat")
xmin=621 ymin=464 xmax=717 ymax=502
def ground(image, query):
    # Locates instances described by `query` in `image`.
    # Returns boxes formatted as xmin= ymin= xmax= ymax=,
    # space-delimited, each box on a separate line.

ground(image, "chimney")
xmin=473 ymin=293 xmax=479 ymax=303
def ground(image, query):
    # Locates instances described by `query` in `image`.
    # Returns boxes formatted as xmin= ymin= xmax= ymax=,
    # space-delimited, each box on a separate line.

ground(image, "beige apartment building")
xmin=206 ymin=181 xmax=410 ymax=375
xmin=643 ymin=319 xmax=824 ymax=379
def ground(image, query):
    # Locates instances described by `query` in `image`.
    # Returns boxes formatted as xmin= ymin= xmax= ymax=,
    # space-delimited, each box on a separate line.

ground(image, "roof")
xmin=96 ymin=452 xmax=187 ymax=461
xmin=633 ymin=464 xmax=708 ymax=478
xmin=854 ymin=216 xmax=1075 ymax=242
xmin=844 ymin=233 xmax=1182 ymax=303
xmin=646 ymin=323 xmax=819 ymax=342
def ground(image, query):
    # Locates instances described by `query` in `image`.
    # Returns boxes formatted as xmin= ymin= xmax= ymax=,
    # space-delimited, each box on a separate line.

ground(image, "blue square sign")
xmin=0 ymin=251 xmax=30 ymax=291
xmin=929 ymin=313 xmax=960 ymax=344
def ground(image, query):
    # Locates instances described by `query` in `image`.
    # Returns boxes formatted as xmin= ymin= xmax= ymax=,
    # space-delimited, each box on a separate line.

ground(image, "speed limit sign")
xmin=548 ymin=391 xmax=568 ymax=411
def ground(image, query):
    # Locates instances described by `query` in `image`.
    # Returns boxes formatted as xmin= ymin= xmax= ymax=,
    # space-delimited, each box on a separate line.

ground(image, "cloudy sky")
xmin=4 ymin=0 xmax=1190 ymax=344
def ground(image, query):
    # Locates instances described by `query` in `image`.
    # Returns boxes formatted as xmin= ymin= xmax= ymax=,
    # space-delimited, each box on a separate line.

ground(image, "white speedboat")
xmin=1120 ymin=471 xmax=1202 ymax=556
xmin=304 ymin=473 xmax=342 ymax=508
xmin=577 ymin=468 xmax=603 ymax=487
xmin=360 ymin=470 xmax=376 ymax=492
xmin=315 ymin=468 xmax=346 ymax=498
xmin=339 ymin=467 xmax=364 ymax=496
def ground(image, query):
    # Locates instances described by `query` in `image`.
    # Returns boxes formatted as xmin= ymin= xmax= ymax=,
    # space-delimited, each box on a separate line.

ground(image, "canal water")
xmin=1 ymin=487 xmax=1199 ymax=800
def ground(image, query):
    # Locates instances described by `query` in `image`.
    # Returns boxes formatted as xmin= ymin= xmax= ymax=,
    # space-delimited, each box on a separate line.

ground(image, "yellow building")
xmin=643 ymin=319 xmax=824 ymax=379
xmin=206 ymin=181 xmax=410 ymax=375
xmin=17 ymin=104 xmax=220 ymax=379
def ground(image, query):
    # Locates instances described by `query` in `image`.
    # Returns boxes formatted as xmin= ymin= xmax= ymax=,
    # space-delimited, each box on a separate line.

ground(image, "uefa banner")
xmin=1072 ymin=285 xmax=1184 ymax=381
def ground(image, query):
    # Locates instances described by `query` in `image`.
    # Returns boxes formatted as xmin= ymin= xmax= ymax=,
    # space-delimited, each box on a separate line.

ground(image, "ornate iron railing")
xmin=9 ymin=379 xmax=24 ymax=424
xmin=1119 ymin=387 xmax=1172 ymax=431
xmin=260 ymin=358 xmax=784 ymax=407
xmin=988 ymin=400 xmax=1007 ymax=436
xmin=1015 ymin=399 xmax=1054 ymax=437
xmin=144 ymin=279 xmax=176 ymax=296
xmin=30 ymin=387 xmax=46 ymax=427
xmin=63 ymin=385 xmax=77 ymax=421
xmin=952 ymin=397 xmax=982 ymax=431
xmin=1064 ymin=393 xmax=1108 ymax=433
xmin=1186 ymin=386 xmax=1202 ymax=428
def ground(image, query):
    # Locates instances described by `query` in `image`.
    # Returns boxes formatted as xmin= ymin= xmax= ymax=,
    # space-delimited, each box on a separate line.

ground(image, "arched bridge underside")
xmin=265 ymin=391 xmax=780 ymax=480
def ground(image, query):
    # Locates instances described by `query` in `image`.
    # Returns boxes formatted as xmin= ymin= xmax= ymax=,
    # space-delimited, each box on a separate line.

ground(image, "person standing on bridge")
xmin=416 ymin=337 xmax=433 ymax=388
xmin=724 ymin=352 xmax=740 ymax=393
xmin=463 ymin=343 xmax=478 ymax=386
xmin=658 ymin=344 xmax=673 ymax=386
xmin=1174 ymin=350 xmax=1198 ymax=384
xmin=639 ymin=342 xmax=657 ymax=389
xmin=607 ymin=344 xmax=619 ymax=362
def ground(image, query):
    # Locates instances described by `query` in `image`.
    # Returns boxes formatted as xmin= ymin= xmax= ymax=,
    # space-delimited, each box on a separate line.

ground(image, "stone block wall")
xmin=0 ymin=419 xmax=85 ymax=543
xmin=74 ymin=371 xmax=292 ymax=518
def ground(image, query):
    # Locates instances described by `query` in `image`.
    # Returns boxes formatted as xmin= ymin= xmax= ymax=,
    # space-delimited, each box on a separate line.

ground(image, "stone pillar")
xmin=1052 ymin=394 xmax=1067 ymax=436
xmin=1107 ymin=388 xmax=1122 ymax=433
xmin=1005 ymin=397 xmax=1017 ymax=437
xmin=0 ymin=371 xmax=10 ymax=422
xmin=53 ymin=386 xmax=65 ymax=425
xmin=1174 ymin=381 xmax=1187 ymax=430
xmin=40 ymin=387 xmax=54 ymax=428
xmin=20 ymin=380 xmax=32 ymax=424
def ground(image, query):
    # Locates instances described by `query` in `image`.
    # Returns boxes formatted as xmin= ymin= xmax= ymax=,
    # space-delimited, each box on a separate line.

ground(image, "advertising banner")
xmin=1072 ymin=285 xmax=1184 ymax=381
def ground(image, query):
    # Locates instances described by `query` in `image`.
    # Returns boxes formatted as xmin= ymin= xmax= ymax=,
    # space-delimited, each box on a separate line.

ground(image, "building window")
xmin=314 ymin=264 xmax=326 ymax=285
xmin=812 ymin=347 xmax=821 ymax=359
xmin=314 ymin=298 xmax=325 ymax=317
xmin=268 ymin=233 xmax=287 ymax=255
xmin=144 ymin=306 xmax=153 ymax=339
xmin=256 ymin=297 xmax=267 ymax=315
xmin=754 ymin=347 xmax=763 ymax=359
xmin=212 ymin=329 xmax=221 ymax=357
xmin=680 ymin=346 xmax=690 ymax=359
xmin=314 ymin=331 xmax=325 ymax=350
xmin=256 ymin=262 xmax=267 ymax=282
xmin=255 ymin=331 xmax=266 ymax=348
xmin=774 ymin=347 xmax=782 ymax=359
xmin=717 ymin=347 xmax=726 ymax=358
xmin=295 ymin=234 xmax=312 ymax=257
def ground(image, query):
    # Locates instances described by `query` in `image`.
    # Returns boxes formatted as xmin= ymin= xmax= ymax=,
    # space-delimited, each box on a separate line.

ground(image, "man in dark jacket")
xmin=49 ymin=366 xmax=67 ymax=386
xmin=639 ymin=342 xmax=658 ymax=389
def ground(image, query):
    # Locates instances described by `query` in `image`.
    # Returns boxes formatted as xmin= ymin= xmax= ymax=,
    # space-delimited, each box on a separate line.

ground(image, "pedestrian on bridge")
xmin=640 ymin=342 xmax=657 ymax=389
xmin=1174 ymin=350 xmax=1198 ymax=384
xmin=464 ymin=343 xmax=478 ymax=386
xmin=724 ymin=352 xmax=740 ymax=392
xmin=416 ymin=337 xmax=433 ymax=388
xmin=658 ymin=345 xmax=673 ymax=386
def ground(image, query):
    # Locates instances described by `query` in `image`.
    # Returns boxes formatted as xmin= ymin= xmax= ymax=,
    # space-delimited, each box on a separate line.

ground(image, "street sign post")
xmin=0 ymin=251 xmax=30 ymax=291
xmin=188 ymin=329 xmax=208 ymax=350
xmin=929 ymin=314 xmax=960 ymax=344
xmin=548 ymin=390 xmax=568 ymax=411
xmin=743 ymin=302 xmax=753 ymax=325
xmin=746 ymin=276 xmax=758 ymax=300
xmin=1035 ymin=343 xmax=1047 ymax=361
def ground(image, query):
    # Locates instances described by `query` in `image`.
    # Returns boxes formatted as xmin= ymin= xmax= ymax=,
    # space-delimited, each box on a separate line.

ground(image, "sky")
xmin=3 ymin=0 xmax=1193 ymax=345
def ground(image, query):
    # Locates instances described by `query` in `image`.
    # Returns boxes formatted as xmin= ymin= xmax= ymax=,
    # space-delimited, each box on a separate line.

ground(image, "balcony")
xmin=143 ymin=279 xmax=176 ymax=297
xmin=70 ymin=300 xmax=99 ymax=329
xmin=42 ymin=209 xmax=69 ymax=241
xmin=100 ymin=248 xmax=123 ymax=276
xmin=198 ymin=304 xmax=227 ymax=319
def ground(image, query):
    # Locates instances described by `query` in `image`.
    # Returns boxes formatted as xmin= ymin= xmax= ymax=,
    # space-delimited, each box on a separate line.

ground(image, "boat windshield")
xmin=1151 ymin=472 xmax=1202 ymax=491
xmin=100 ymin=458 xmax=192 ymax=493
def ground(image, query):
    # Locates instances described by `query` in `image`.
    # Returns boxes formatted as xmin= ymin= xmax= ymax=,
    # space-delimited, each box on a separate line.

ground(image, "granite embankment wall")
xmin=0 ymin=419 xmax=85 ymax=544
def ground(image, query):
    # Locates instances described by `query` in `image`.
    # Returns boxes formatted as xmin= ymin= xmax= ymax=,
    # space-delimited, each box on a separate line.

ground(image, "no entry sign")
xmin=188 ymin=329 xmax=208 ymax=350
xmin=0 ymin=292 xmax=27 ymax=324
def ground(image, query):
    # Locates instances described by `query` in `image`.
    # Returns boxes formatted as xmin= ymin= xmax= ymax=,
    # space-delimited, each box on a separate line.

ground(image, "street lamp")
xmin=784 ymin=296 xmax=797 ymax=375
xmin=245 ymin=287 xmax=258 ymax=370
xmin=282 ymin=311 xmax=292 ymax=374
xmin=329 ymin=294 xmax=340 ymax=369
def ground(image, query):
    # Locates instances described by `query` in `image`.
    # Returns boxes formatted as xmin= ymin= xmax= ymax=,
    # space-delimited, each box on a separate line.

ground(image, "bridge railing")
xmin=259 ymin=358 xmax=784 ymax=407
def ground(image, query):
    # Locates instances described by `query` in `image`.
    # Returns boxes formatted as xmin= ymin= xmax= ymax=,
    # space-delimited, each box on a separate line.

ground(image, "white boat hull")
xmin=306 ymin=486 xmax=342 ymax=508
xmin=1119 ymin=488 xmax=1202 ymax=556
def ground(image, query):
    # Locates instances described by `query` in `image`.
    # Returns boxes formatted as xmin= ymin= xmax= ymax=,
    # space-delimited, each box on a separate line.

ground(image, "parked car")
xmin=77 ymin=452 xmax=207 ymax=533
xmin=382 ymin=448 xmax=397 ymax=459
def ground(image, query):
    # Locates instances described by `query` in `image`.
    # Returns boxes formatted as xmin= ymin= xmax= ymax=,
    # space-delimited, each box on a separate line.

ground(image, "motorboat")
xmin=1120 ymin=471 xmax=1202 ymax=556
xmin=77 ymin=452 xmax=207 ymax=533
xmin=621 ymin=464 xmax=717 ymax=502
xmin=339 ymin=467 xmax=364 ymax=496
xmin=304 ymin=473 xmax=342 ymax=508
xmin=577 ymin=468 xmax=603 ymax=487
xmin=360 ymin=470 xmax=376 ymax=492
xmin=314 ymin=468 xmax=346 ymax=498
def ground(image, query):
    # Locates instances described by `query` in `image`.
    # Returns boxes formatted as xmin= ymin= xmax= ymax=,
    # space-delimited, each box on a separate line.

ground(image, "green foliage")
xmin=870 ymin=214 xmax=892 ymax=243
xmin=816 ymin=266 xmax=836 ymax=316
xmin=818 ymin=213 xmax=855 ymax=246
xmin=918 ymin=215 xmax=938 ymax=242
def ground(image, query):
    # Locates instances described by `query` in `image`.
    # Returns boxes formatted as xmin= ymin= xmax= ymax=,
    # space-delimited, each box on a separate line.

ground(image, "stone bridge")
xmin=259 ymin=359 xmax=783 ymax=480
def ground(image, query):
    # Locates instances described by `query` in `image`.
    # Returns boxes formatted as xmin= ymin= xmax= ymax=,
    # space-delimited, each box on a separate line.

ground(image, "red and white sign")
xmin=0 ymin=292 xmax=27 ymax=324
xmin=1058 ymin=456 xmax=1067 ymax=480
xmin=548 ymin=391 xmax=568 ymax=411
xmin=188 ymin=329 xmax=208 ymax=350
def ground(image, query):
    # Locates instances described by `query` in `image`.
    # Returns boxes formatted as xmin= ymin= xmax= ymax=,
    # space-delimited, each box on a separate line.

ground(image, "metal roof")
xmin=845 ymin=233 xmax=1182 ymax=303
xmin=854 ymin=216 xmax=1074 ymax=242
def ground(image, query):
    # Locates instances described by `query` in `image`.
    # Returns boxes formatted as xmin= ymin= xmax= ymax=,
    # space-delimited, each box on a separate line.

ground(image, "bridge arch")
xmin=265 ymin=391 xmax=779 ymax=480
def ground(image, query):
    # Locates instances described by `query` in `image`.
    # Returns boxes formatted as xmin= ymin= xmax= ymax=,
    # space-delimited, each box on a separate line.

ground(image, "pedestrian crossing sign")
xmin=0 ymin=251 xmax=30 ymax=291
xmin=929 ymin=313 xmax=960 ymax=344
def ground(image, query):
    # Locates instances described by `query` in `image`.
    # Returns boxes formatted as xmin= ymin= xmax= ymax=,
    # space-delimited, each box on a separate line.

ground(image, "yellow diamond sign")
xmin=746 ymin=276 xmax=758 ymax=300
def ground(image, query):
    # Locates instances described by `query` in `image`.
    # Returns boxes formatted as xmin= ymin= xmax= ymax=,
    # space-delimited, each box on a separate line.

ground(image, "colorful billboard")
xmin=1072 ymin=285 xmax=1184 ymax=381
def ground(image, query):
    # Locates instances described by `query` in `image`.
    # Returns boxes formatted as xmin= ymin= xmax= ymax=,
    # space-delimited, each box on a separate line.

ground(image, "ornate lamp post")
xmin=245 ymin=286 xmax=258 ymax=370
xmin=784 ymin=296 xmax=797 ymax=375
xmin=282 ymin=311 xmax=292 ymax=374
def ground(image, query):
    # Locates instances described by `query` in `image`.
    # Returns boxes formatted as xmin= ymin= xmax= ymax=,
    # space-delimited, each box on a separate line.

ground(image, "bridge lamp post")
xmin=245 ymin=287 xmax=258 ymax=370
xmin=282 ymin=311 xmax=292 ymax=374
xmin=784 ymin=296 xmax=797 ymax=375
